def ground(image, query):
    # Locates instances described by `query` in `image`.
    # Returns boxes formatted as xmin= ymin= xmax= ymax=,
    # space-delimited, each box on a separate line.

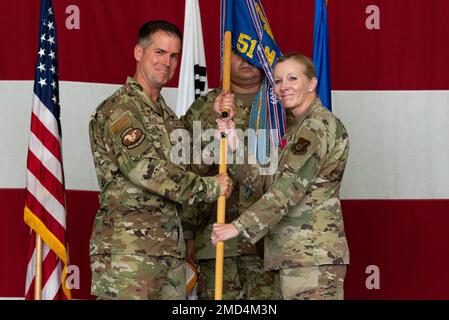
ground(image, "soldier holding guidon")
xmin=181 ymin=51 xmax=277 ymax=300
xmin=212 ymin=53 xmax=350 ymax=300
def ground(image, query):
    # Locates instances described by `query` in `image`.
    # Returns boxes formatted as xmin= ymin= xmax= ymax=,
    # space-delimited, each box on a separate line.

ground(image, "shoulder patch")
xmin=292 ymin=137 xmax=311 ymax=155
xmin=110 ymin=114 xmax=132 ymax=135
xmin=121 ymin=127 xmax=146 ymax=149
xmin=107 ymin=110 xmax=151 ymax=160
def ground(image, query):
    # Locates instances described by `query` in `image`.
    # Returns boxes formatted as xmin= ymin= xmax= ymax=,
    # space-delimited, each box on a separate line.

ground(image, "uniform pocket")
xmin=280 ymin=266 xmax=319 ymax=299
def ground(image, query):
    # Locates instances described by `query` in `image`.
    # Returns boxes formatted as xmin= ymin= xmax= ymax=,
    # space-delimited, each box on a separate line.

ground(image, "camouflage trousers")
xmin=197 ymin=255 xmax=278 ymax=300
xmin=274 ymin=265 xmax=347 ymax=300
xmin=91 ymin=254 xmax=186 ymax=300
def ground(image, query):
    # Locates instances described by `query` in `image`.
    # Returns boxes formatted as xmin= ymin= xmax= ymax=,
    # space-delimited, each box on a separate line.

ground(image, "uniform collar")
xmin=295 ymin=97 xmax=322 ymax=123
xmin=283 ymin=97 xmax=323 ymax=141
xmin=125 ymin=77 xmax=170 ymax=116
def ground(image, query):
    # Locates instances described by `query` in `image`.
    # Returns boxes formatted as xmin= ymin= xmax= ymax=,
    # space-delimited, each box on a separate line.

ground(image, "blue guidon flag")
xmin=221 ymin=0 xmax=286 ymax=156
xmin=313 ymin=0 xmax=332 ymax=111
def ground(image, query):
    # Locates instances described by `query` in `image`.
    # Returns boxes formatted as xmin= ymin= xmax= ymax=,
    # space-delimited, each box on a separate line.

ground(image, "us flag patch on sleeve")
xmin=110 ymin=115 xmax=132 ymax=135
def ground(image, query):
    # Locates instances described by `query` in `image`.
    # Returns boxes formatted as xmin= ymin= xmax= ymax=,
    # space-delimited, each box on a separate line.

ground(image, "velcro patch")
xmin=170 ymin=120 xmax=185 ymax=129
xmin=110 ymin=115 xmax=132 ymax=135
xmin=292 ymin=137 xmax=311 ymax=155
xmin=121 ymin=127 xmax=146 ymax=149
xmin=166 ymin=119 xmax=185 ymax=133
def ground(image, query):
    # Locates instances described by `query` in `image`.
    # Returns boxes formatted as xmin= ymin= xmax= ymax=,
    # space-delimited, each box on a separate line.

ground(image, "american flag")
xmin=23 ymin=0 xmax=71 ymax=300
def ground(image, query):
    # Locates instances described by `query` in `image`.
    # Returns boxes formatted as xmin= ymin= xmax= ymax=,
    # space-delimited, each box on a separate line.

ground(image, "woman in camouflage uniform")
xmin=212 ymin=53 xmax=350 ymax=300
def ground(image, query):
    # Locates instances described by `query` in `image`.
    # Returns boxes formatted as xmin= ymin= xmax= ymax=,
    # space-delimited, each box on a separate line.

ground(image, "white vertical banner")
xmin=175 ymin=0 xmax=208 ymax=117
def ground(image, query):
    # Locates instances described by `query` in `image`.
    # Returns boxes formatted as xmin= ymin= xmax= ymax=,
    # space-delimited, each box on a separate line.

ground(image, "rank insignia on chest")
xmin=121 ymin=127 xmax=146 ymax=149
xmin=292 ymin=137 xmax=311 ymax=155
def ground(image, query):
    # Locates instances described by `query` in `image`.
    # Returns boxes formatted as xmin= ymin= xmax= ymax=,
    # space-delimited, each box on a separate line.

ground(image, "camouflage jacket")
xmin=181 ymin=89 xmax=260 ymax=259
xmin=232 ymin=98 xmax=350 ymax=269
xmin=88 ymin=77 xmax=220 ymax=259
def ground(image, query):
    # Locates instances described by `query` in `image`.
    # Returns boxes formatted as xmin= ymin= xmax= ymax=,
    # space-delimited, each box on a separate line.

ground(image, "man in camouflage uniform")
xmin=212 ymin=53 xmax=350 ymax=300
xmin=88 ymin=20 xmax=232 ymax=300
xmin=181 ymin=52 xmax=276 ymax=300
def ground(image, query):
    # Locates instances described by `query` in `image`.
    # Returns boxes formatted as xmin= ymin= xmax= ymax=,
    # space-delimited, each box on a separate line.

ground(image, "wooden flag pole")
xmin=34 ymin=234 xmax=43 ymax=300
xmin=214 ymin=31 xmax=232 ymax=300
xmin=221 ymin=32 xmax=232 ymax=93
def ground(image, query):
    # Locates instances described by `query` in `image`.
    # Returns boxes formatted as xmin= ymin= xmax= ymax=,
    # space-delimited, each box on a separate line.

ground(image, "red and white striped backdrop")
xmin=1 ymin=0 xmax=449 ymax=299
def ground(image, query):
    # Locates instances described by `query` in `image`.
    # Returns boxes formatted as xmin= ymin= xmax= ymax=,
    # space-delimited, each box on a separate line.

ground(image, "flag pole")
xmin=34 ymin=234 xmax=43 ymax=300
xmin=222 ymin=32 xmax=232 ymax=93
xmin=214 ymin=30 xmax=232 ymax=300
